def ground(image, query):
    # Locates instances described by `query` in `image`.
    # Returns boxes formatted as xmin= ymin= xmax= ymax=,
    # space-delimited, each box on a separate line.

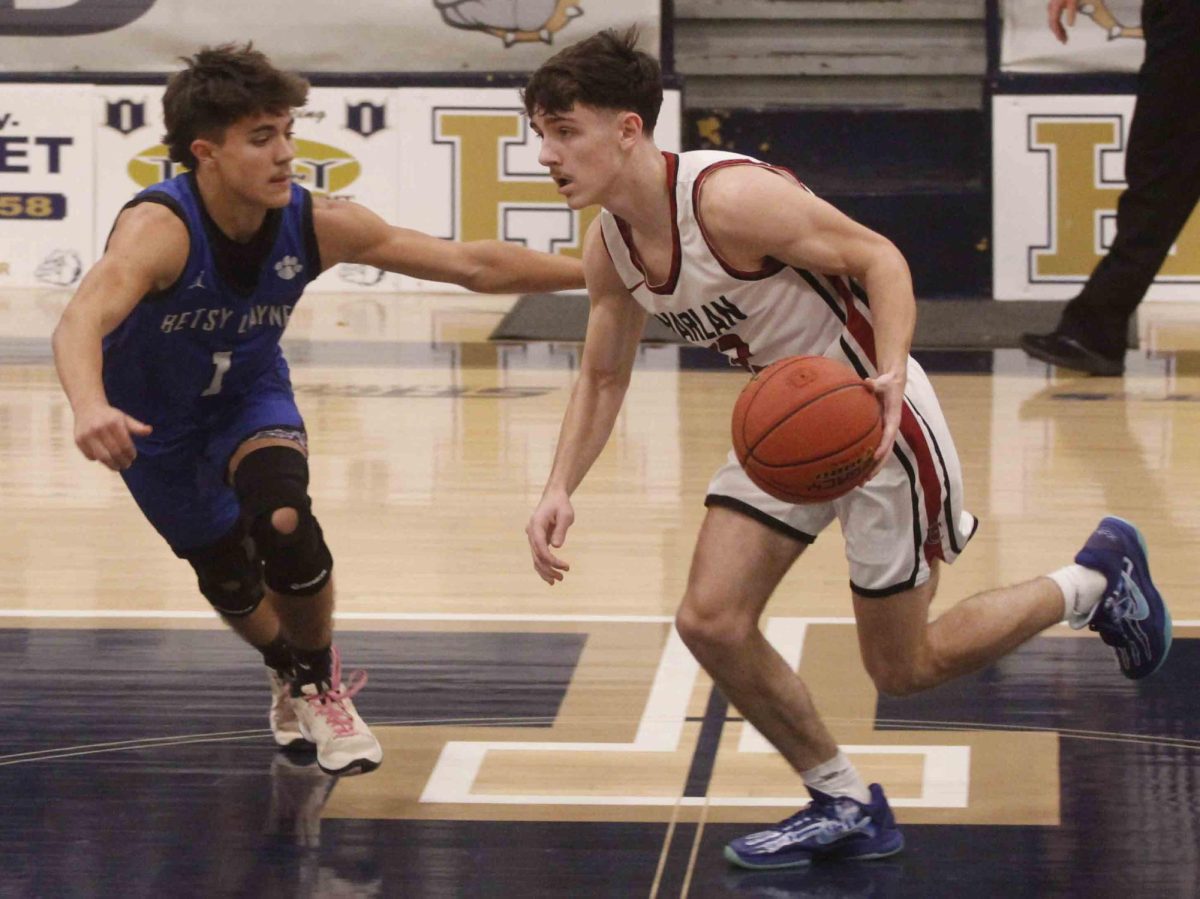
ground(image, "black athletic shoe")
xmin=1019 ymin=331 xmax=1125 ymax=376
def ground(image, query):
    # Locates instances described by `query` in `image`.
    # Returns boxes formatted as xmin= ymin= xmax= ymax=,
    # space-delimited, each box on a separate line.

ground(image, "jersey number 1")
xmin=201 ymin=351 xmax=232 ymax=396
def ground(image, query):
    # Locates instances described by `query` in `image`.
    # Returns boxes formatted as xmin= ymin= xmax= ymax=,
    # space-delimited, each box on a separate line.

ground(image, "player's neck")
xmin=603 ymin=144 xmax=671 ymax=238
xmin=194 ymin=169 xmax=269 ymax=243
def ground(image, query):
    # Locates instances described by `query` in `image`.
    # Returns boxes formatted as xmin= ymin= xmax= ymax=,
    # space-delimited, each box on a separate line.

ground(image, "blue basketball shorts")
xmin=120 ymin=377 xmax=305 ymax=556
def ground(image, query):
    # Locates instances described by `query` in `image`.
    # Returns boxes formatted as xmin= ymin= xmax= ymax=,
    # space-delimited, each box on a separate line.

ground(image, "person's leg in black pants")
xmin=1021 ymin=0 xmax=1200 ymax=375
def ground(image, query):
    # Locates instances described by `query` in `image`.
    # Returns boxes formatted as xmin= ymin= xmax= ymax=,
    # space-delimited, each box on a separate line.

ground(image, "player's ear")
xmin=190 ymin=130 xmax=222 ymax=167
xmin=617 ymin=111 xmax=643 ymax=147
xmin=191 ymin=138 xmax=214 ymax=166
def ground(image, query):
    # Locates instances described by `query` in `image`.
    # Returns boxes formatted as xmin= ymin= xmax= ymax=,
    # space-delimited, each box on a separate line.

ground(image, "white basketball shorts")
xmin=705 ymin=357 xmax=978 ymax=597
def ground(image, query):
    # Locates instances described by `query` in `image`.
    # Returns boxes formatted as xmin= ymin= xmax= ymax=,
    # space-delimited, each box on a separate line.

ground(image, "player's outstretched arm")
xmin=526 ymin=221 xmax=646 ymax=585
xmin=699 ymin=166 xmax=914 ymax=470
xmin=51 ymin=203 xmax=184 ymax=469
xmin=312 ymin=197 xmax=585 ymax=293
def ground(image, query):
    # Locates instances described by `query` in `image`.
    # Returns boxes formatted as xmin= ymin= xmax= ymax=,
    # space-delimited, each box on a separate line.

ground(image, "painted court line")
xmin=0 ymin=609 xmax=680 ymax=624
xmin=4 ymin=609 xmax=1197 ymax=626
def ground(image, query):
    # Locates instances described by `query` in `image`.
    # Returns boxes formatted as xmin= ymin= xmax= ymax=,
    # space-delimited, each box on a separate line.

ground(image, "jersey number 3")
xmin=201 ymin=351 xmax=233 ymax=396
xmin=711 ymin=334 xmax=762 ymax=373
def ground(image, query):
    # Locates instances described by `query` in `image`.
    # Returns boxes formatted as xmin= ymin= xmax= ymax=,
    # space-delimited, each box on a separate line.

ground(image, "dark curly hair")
xmin=162 ymin=43 xmax=309 ymax=169
xmin=522 ymin=28 xmax=662 ymax=134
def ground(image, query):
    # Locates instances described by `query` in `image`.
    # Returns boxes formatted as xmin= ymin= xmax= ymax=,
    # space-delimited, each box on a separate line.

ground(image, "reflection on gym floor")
xmin=2 ymin=289 xmax=1199 ymax=897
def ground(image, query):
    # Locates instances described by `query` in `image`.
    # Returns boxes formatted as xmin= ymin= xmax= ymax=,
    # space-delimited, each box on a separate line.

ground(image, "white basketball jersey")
xmin=599 ymin=150 xmax=879 ymax=376
xmin=602 ymin=151 xmax=979 ymax=592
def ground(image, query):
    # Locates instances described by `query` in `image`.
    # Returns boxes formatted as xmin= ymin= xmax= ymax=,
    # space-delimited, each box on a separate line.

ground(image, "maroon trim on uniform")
xmin=832 ymin=275 xmax=878 ymax=369
xmin=613 ymin=152 xmax=681 ymax=295
xmin=835 ymin=273 xmax=943 ymax=563
xmin=599 ymin=220 xmax=614 ymax=264
xmin=692 ymin=159 xmax=791 ymax=281
xmin=899 ymin=402 xmax=946 ymax=564
xmin=600 ymin=222 xmax=646 ymax=293
xmin=600 ymin=223 xmax=648 ymax=291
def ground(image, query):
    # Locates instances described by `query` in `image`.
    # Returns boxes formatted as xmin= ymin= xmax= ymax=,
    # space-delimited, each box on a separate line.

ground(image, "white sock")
xmin=1048 ymin=564 xmax=1108 ymax=629
xmin=801 ymin=750 xmax=871 ymax=804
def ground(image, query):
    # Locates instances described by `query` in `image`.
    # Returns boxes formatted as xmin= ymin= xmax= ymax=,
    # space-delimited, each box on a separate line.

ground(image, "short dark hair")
xmin=162 ymin=43 xmax=309 ymax=169
xmin=522 ymin=28 xmax=662 ymax=134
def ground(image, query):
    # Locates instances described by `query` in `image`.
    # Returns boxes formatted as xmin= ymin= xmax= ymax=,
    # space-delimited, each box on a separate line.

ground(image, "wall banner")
xmin=1001 ymin=0 xmax=1144 ymax=72
xmin=0 ymin=85 xmax=94 ymax=291
xmin=993 ymin=94 xmax=1200 ymax=302
xmin=0 ymin=0 xmax=659 ymax=74
xmin=93 ymin=86 xmax=406 ymax=294
xmin=293 ymin=88 xmax=405 ymax=294
xmin=389 ymin=86 xmax=681 ymax=293
xmin=93 ymin=85 xmax=167 ymax=266
xmin=4 ymin=83 xmax=681 ymax=292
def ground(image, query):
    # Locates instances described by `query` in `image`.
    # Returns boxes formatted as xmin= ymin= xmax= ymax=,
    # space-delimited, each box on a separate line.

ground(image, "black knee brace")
xmin=185 ymin=524 xmax=265 ymax=617
xmin=233 ymin=445 xmax=333 ymax=596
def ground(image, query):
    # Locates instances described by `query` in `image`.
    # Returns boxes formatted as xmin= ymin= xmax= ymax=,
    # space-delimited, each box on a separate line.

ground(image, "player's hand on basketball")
xmin=73 ymin=403 xmax=152 ymax=471
xmin=864 ymin=369 xmax=904 ymax=480
xmin=1047 ymin=0 xmax=1079 ymax=43
xmin=526 ymin=490 xmax=574 ymax=585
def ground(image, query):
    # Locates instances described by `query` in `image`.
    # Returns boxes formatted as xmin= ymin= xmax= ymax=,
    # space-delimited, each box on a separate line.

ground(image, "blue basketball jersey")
xmin=102 ymin=172 xmax=320 ymax=432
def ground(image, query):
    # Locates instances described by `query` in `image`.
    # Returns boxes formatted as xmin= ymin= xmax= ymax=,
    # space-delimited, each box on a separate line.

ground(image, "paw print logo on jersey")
xmin=275 ymin=256 xmax=304 ymax=281
xmin=434 ymin=0 xmax=583 ymax=47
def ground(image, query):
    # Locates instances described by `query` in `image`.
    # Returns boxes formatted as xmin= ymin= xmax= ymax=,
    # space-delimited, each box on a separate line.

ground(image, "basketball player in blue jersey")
xmin=521 ymin=30 xmax=1171 ymax=868
xmin=52 ymin=44 xmax=584 ymax=777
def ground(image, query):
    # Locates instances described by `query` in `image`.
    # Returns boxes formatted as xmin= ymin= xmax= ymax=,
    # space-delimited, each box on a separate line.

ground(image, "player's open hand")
xmin=863 ymin=368 xmax=905 ymax=481
xmin=1047 ymin=0 xmax=1079 ymax=43
xmin=526 ymin=489 xmax=574 ymax=585
xmin=73 ymin=403 xmax=152 ymax=471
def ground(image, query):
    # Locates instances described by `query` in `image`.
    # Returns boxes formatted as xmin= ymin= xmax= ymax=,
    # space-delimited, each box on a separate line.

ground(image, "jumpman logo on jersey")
xmin=187 ymin=270 xmax=208 ymax=291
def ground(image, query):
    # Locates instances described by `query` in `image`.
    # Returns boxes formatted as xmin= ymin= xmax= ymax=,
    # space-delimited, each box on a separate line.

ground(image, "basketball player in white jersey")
xmin=521 ymin=29 xmax=1171 ymax=869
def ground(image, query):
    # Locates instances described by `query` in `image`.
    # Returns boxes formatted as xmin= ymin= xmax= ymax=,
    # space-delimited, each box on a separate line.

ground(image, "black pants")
xmin=1059 ymin=0 xmax=1200 ymax=359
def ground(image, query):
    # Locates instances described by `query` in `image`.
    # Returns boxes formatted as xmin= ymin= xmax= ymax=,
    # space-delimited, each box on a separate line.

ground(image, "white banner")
xmin=1002 ymin=0 xmax=1144 ymax=72
xmin=993 ymin=94 xmax=1200 ymax=301
xmin=295 ymin=88 xmax=405 ymax=294
xmin=389 ymin=86 xmax=681 ymax=293
xmin=93 ymin=85 xmax=168 ymax=266
xmin=0 ymin=86 xmax=94 ymax=290
xmin=94 ymin=86 xmax=407 ymax=294
xmin=8 ymin=83 xmax=680 ymax=292
xmin=0 ymin=0 xmax=658 ymax=73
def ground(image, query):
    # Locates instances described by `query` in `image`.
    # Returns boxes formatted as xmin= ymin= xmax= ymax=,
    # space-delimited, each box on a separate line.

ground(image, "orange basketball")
xmin=731 ymin=356 xmax=883 ymax=503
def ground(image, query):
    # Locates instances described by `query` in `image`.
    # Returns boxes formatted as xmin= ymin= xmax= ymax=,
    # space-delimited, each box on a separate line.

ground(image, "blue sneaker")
xmin=1074 ymin=516 xmax=1172 ymax=680
xmin=724 ymin=784 xmax=903 ymax=870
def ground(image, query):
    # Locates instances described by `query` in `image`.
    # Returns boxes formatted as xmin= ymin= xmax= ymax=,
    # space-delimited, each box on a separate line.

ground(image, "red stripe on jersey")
xmin=898 ymin=403 xmax=946 ymax=563
xmin=834 ymin=273 xmax=939 ymax=561
xmin=614 ymin=152 xmax=682 ymax=295
xmin=832 ymin=276 xmax=877 ymax=368
xmin=692 ymin=160 xmax=788 ymax=281
xmin=599 ymin=221 xmax=614 ymax=263
xmin=600 ymin=222 xmax=646 ymax=293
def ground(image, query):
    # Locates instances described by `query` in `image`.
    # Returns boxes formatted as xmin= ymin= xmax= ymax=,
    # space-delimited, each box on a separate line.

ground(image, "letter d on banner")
xmin=0 ymin=0 xmax=157 ymax=36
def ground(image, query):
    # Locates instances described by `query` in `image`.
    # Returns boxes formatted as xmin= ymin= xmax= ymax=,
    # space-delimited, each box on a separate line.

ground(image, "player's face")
xmin=199 ymin=112 xmax=296 ymax=208
xmin=532 ymin=104 xmax=626 ymax=209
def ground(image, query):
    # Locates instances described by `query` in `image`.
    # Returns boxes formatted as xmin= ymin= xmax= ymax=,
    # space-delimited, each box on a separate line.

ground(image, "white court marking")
xmin=420 ymin=624 xmax=975 ymax=810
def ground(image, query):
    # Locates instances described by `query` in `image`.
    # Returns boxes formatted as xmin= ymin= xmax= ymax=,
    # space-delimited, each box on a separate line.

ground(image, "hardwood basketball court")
xmin=2 ymin=288 xmax=1198 ymax=897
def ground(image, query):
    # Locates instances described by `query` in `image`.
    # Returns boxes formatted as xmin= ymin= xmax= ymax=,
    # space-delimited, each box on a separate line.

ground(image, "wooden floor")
xmin=3 ymin=289 xmax=1200 ymax=897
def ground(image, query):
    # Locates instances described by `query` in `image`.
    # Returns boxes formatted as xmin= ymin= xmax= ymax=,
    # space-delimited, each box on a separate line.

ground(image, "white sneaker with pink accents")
xmin=290 ymin=648 xmax=382 ymax=776
xmin=268 ymin=668 xmax=312 ymax=749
